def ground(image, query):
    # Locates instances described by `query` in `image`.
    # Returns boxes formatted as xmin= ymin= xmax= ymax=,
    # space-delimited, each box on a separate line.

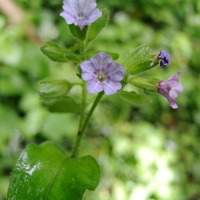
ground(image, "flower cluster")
xmin=60 ymin=0 xmax=183 ymax=109
xmin=60 ymin=0 xmax=102 ymax=29
xmin=81 ymin=52 xmax=125 ymax=95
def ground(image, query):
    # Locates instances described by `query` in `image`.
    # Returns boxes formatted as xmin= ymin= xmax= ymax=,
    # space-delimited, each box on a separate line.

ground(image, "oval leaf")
xmin=40 ymin=41 xmax=81 ymax=63
xmin=38 ymin=79 xmax=72 ymax=104
xmin=127 ymin=55 xmax=159 ymax=75
xmin=120 ymin=91 xmax=152 ymax=104
xmin=7 ymin=142 xmax=100 ymax=200
xmin=86 ymin=9 xmax=109 ymax=46
xmin=123 ymin=44 xmax=150 ymax=68
xmin=129 ymin=77 xmax=160 ymax=92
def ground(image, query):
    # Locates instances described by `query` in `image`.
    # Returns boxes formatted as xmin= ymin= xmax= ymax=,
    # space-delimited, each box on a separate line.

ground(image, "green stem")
xmin=78 ymin=80 xmax=87 ymax=130
xmin=71 ymin=91 xmax=104 ymax=158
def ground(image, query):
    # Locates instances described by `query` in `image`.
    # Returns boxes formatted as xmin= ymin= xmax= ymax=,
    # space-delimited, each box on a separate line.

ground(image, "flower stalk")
xmin=71 ymin=91 xmax=104 ymax=158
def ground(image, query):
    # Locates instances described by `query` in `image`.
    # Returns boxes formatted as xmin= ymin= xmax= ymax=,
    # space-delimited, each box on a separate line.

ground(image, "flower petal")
xmin=103 ymin=80 xmax=122 ymax=95
xmin=60 ymin=11 xmax=75 ymax=24
xmin=87 ymin=8 xmax=102 ymax=22
xmin=87 ymin=80 xmax=103 ymax=94
xmin=169 ymin=83 xmax=183 ymax=98
xmin=81 ymin=61 xmax=96 ymax=81
xmin=106 ymin=62 xmax=125 ymax=81
xmin=63 ymin=0 xmax=79 ymax=18
xmin=91 ymin=52 xmax=113 ymax=73
xmin=79 ymin=0 xmax=97 ymax=16
xmin=168 ymin=71 xmax=182 ymax=81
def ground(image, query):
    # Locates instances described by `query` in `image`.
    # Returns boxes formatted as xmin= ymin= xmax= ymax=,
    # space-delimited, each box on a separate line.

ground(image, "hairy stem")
xmin=71 ymin=91 xmax=104 ymax=158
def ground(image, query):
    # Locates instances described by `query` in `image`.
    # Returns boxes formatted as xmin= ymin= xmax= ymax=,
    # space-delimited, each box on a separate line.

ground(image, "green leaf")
xmin=7 ymin=142 xmax=100 ymax=200
xmin=123 ymin=44 xmax=150 ymax=69
xmin=46 ymin=97 xmax=80 ymax=113
xmin=40 ymin=41 xmax=81 ymax=63
xmin=88 ymin=50 xmax=119 ymax=60
xmin=127 ymin=55 xmax=159 ymax=75
xmin=86 ymin=9 xmax=109 ymax=46
xmin=120 ymin=91 xmax=152 ymax=104
xmin=129 ymin=77 xmax=160 ymax=92
xmin=38 ymin=79 xmax=72 ymax=104
xmin=69 ymin=24 xmax=88 ymax=41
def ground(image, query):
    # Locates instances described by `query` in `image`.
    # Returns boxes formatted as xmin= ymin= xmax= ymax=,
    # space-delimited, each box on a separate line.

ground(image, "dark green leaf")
xmin=88 ymin=50 xmax=119 ymax=60
xmin=120 ymin=91 xmax=152 ymax=104
xmin=7 ymin=142 xmax=100 ymax=200
xmin=129 ymin=77 xmax=160 ymax=92
xmin=69 ymin=24 xmax=88 ymax=41
xmin=86 ymin=9 xmax=109 ymax=46
xmin=38 ymin=79 xmax=72 ymax=104
xmin=123 ymin=44 xmax=150 ymax=68
xmin=40 ymin=41 xmax=81 ymax=63
xmin=46 ymin=97 xmax=80 ymax=113
xmin=127 ymin=55 xmax=159 ymax=75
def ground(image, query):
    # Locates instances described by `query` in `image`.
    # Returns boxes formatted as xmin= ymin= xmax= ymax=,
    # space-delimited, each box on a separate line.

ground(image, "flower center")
xmin=77 ymin=16 xmax=87 ymax=22
xmin=97 ymin=74 xmax=105 ymax=82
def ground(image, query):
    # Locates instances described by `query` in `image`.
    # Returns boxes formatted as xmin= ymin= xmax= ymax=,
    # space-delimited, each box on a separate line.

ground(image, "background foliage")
xmin=0 ymin=0 xmax=200 ymax=199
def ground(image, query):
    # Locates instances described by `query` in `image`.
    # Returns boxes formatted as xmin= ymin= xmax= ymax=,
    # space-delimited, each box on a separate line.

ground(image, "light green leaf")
xmin=129 ymin=77 xmax=160 ymax=92
xmin=40 ymin=41 xmax=81 ymax=63
xmin=69 ymin=24 xmax=88 ymax=41
xmin=46 ymin=97 xmax=80 ymax=113
xmin=38 ymin=79 xmax=72 ymax=104
xmin=127 ymin=55 xmax=159 ymax=75
xmin=120 ymin=91 xmax=152 ymax=104
xmin=88 ymin=50 xmax=119 ymax=60
xmin=7 ymin=142 xmax=100 ymax=200
xmin=123 ymin=44 xmax=150 ymax=68
xmin=86 ymin=9 xmax=109 ymax=46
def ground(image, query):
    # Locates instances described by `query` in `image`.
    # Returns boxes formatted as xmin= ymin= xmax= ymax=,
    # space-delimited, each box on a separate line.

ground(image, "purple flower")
xmin=159 ymin=50 xmax=170 ymax=68
xmin=60 ymin=0 xmax=102 ymax=29
xmin=157 ymin=71 xmax=183 ymax=109
xmin=81 ymin=52 xmax=125 ymax=95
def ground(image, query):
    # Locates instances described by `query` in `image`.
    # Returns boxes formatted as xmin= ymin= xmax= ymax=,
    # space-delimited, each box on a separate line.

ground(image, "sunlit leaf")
xmin=127 ymin=55 xmax=159 ymax=75
xmin=123 ymin=44 xmax=150 ymax=68
xmin=7 ymin=142 xmax=100 ymax=200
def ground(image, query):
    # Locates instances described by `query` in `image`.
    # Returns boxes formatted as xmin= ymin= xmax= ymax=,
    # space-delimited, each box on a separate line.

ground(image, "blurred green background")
xmin=0 ymin=0 xmax=200 ymax=199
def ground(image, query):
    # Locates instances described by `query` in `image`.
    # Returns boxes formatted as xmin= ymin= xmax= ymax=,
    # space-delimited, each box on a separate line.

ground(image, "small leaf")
xmin=86 ymin=9 xmax=109 ymax=46
xmin=123 ymin=44 xmax=150 ymax=68
xmin=88 ymin=50 xmax=119 ymax=60
xmin=38 ymin=79 xmax=72 ymax=104
xmin=120 ymin=91 xmax=152 ymax=104
xmin=69 ymin=24 xmax=88 ymax=41
xmin=46 ymin=97 xmax=80 ymax=113
xmin=127 ymin=55 xmax=159 ymax=75
xmin=7 ymin=142 xmax=101 ymax=200
xmin=129 ymin=77 xmax=160 ymax=92
xmin=40 ymin=41 xmax=81 ymax=63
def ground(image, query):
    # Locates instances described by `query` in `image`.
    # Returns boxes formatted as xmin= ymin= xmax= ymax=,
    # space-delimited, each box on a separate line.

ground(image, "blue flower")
xmin=81 ymin=52 xmax=125 ymax=95
xmin=159 ymin=50 xmax=170 ymax=68
xmin=60 ymin=0 xmax=102 ymax=29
